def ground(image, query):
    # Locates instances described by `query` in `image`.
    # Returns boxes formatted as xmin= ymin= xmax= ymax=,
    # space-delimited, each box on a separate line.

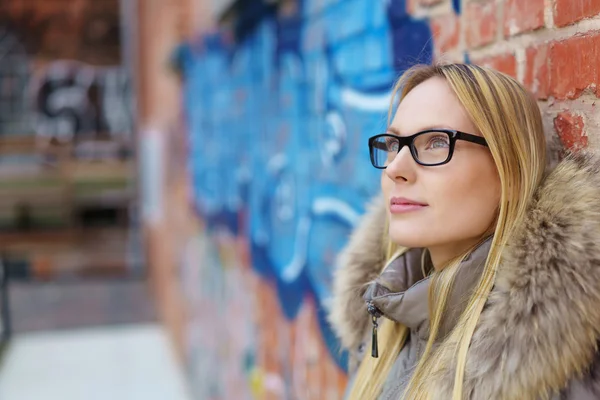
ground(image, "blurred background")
xmin=0 ymin=0 xmax=597 ymax=399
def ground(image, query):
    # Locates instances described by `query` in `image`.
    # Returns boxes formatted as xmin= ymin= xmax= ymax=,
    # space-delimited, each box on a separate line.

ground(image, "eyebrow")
xmin=386 ymin=125 xmax=457 ymax=136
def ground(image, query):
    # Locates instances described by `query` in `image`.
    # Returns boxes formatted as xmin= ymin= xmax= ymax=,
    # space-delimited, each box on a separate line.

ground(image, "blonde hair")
xmin=348 ymin=64 xmax=547 ymax=400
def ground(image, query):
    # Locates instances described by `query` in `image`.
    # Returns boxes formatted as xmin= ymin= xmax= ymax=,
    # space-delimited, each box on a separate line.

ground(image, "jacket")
xmin=328 ymin=151 xmax=600 ymax=399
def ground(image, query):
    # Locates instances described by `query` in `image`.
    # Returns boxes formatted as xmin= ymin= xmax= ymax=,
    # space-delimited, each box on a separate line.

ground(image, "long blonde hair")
xmin=348 ymin=63 xmax=547 ymax=400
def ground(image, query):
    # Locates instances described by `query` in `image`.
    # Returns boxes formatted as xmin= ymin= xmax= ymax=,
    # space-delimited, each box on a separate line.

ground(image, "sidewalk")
xmin=0 ymin=324 xmax=191 ymax=400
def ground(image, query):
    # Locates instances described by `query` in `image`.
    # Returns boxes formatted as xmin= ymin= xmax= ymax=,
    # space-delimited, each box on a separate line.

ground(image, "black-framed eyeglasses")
xmin=368 ymin=129 xmax=488 ymax=168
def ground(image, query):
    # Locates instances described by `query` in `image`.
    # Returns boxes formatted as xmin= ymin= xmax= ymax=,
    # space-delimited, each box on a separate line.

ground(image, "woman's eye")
xmin=386 ymin=139 xmax=399 ymax=152
xmin=426 ymin=136 xmax=450 ymax=149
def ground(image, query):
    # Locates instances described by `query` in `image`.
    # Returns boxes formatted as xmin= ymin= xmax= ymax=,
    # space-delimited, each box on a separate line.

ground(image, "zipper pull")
xmin=371 ymin=315 xmax=379 ymax=358
xmin=366 ymin=302 xmax=383 ymax=358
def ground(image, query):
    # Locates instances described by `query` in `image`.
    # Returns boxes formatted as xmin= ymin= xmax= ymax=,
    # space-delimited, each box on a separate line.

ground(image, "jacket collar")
xmin=362 ymin=247 xmax=430 ymax=338
xmin=328 ymin=151 xmax=600 ymax=399
xmin=361 ymin=238 xmax=491 ymax=342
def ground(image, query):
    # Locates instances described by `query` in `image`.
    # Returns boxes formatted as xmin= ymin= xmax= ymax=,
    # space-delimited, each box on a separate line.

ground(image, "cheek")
xmin=381 ymin=172 xmax=391 ymax=201
xmin=434 ymin=168 xmax=500 ymax=234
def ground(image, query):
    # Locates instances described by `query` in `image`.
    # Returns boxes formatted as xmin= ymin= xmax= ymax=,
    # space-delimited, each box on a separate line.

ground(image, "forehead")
xmin=390 ymin=76 xmax=476 ymax=135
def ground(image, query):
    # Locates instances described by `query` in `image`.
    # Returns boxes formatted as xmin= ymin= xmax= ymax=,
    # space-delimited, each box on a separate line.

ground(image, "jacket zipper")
xmin=366 ymin=301 xmax=383 ymax=358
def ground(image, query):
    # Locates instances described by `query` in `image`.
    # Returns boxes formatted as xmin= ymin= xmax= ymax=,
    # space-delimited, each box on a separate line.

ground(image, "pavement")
xmin=0 ymin=279 xmax=191 ymax=400
xmin=0 ymin=324 xmax=192 ymax=400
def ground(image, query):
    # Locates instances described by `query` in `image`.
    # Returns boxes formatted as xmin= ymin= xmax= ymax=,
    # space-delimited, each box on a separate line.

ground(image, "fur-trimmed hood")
xmin=328 ymin=151 xmax=600 ymax=399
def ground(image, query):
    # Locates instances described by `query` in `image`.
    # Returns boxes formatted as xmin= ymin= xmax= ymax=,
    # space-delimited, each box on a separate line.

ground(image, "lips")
xmin=390 ymin=197 xmax=428 ymax=206
xmin=389 ymin=197 xmax=428 ymax=214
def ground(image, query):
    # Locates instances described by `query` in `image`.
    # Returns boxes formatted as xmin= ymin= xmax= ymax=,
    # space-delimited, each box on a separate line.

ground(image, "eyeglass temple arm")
xmin=454 ymin=131 xmax=488 ymax=147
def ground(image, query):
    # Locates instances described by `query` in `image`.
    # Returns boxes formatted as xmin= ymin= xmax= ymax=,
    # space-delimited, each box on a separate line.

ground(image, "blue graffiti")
xmin=179 ymin=0 xmax=432 ymax=371
xmin=452 ymin=0 xmax=461 ymax=14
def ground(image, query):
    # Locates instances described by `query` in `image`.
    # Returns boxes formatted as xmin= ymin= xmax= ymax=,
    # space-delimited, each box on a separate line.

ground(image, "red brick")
xmin=554 ymin=112 xmax=588 ymax=150
xmin=474 ymin=53 xmax=517 ymax=78
xmin=504 ymin=0 xmax=545 ymax=36
xmin=431 ymin=13 xmax=460 ymax=53
xmin=465 ymin=0 xmax=498 ymax=48
xmin=524 ymin=44 xmax=550 ymax=99
xmin=548 ymin=33 xmax=600 ymax=99
xmin=555 ymin=0 xmax=600 ymax=27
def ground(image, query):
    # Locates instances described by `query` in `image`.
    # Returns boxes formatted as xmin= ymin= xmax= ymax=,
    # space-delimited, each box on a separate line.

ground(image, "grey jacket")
xmin=328 ymin=151 xmax=600 ymax=400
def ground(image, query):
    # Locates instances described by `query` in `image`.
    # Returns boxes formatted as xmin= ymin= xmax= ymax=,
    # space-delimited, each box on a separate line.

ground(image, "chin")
xmin=388 ymin=225 xmax=430 ymax=248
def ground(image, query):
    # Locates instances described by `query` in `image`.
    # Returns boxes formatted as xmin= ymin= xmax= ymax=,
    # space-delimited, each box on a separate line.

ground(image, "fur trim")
xmin=429 ymin=151 xmax=600 ymax=399
xmin=327 ymin=194 xmax=387 ymax=351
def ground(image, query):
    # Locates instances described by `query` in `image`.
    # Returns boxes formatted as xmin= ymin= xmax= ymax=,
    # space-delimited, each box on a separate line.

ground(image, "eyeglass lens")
xmin=371 ymin=132 xmax=451 ymax=167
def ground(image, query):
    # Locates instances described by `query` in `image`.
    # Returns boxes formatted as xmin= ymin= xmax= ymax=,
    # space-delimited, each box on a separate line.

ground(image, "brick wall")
xmin=135 ymin=0 xmax=217 ymax=365
xmin=418 ymin=0 xmax=600 ymax=151
xmin=153 ymin=0 xmax=600 ymax=398
xmin=0 ymin=0 xmax=121 ymax=65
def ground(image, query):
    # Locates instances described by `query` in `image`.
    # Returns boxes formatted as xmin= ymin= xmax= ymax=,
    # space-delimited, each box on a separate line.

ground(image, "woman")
xmin=328 ymin=63 xmax=600 ymax=399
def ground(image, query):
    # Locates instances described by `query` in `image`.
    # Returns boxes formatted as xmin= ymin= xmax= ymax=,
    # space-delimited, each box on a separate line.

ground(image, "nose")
xmin=384 ymin=145 xmax=416 ymax=182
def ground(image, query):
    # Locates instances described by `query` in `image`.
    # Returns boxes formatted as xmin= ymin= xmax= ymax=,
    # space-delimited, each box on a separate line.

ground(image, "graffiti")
xmin=180 ymin=0 xmax=436 ymax=396
xmin=0 ymin=0 xmax=128 ymax=137
xmin=29 ymin=61 xmax=133 ymax=142
xmin=452 ymin=0 xmax=462 ymax=13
